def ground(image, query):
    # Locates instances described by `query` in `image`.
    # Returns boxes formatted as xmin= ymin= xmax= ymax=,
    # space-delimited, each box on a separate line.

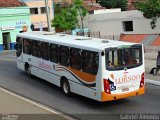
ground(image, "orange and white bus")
xmin=15 ymin=31 xmax=145 ymax=102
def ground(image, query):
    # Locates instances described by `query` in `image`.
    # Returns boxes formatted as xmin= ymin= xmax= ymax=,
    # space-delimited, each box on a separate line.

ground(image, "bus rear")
xmin=101 ymin=44 xmax=145 ymax=102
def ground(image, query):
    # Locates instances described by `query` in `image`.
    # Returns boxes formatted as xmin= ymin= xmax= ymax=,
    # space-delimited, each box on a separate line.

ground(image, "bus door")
xmin=15 ymin=37 xmax=23 ymax=60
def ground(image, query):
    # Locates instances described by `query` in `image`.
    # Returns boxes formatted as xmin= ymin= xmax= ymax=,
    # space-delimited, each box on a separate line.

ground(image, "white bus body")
xmin=15 ymin=31 xmax=145 ymax=102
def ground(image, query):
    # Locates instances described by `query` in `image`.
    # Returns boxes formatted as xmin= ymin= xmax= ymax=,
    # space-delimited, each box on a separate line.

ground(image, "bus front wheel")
xmin=61 ymin=79 xmax=71 ymax=96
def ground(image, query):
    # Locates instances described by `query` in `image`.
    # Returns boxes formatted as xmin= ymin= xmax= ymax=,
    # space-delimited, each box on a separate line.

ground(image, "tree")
xmin=52 ymin=0 xmax=88 ymax=35
xmin=98 ymin=0 xmax=128 ymax=11
xmin=52 ymin=7 xmax=78 ymax=31
xmin=136 ymin=0 xmax=160 ymax=29
xmin=73 ymin=0 xmax=88 ymax=35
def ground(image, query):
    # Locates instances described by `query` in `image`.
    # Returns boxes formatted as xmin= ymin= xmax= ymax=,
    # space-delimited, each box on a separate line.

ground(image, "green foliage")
xmin=98 ymin=0 xmax=128 ymax=11
xmin=136 ymin=0 xmax=160 ymax=29
xmin=52 ymin=0 xmax=88 ymax=34
xmin=52 ymin=7 xmax=78 ymax=31
xmin=54 ymin=2 xmax=68 ymax=13
xmin=73 ymin=0 xmax=88 ymax=35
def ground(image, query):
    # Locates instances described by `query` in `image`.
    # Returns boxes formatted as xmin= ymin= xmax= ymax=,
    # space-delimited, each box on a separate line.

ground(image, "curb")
xmin=145 ymin=79 xmax=160 ymax=86
xmin=0 ymin=50 xmax=16 ymax=55
xmin=0 ymin=86 xmax=76 ymax=120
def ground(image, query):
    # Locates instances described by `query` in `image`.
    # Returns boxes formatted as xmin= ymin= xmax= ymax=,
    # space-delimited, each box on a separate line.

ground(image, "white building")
xmin=87 ymin=10 xmax=160 ymax=38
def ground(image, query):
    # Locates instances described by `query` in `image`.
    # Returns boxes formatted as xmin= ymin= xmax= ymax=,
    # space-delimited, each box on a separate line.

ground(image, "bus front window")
xmin=105 ymin=45 xmax=142 ymax=70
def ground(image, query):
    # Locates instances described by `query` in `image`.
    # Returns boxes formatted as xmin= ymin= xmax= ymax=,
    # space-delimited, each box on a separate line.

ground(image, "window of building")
xmin=23 ymin=39 xmax=32 ymax=55
xmin=123 ymin=21 xmax=133 ymax=32
xmin=82 ymin=50 xmax=99 ymax=75
xmin=50 ymin=44 xmax=59 ymax=63
xmin=59 ymin=46 xmax=69 ymax=67
xmin=42 ymin=42 xmax=49 ymax=60
xmin=40 ymin=7 xmax=46 ymax=14
xmin=32 ymin=41 xmax=41 ymax=58
xmin=30 ymin=8 xmax=38 ymax=15
xmin=70 ymin=48 xmax=81 ymax=70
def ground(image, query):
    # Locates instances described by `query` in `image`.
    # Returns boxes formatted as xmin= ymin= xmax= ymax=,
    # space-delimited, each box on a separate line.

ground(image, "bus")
xmin=15 ymin=31 xmax=145 ymax=102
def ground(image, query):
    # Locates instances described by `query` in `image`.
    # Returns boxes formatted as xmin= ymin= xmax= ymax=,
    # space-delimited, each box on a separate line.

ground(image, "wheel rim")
xmin=27 ymin=67 xmax=31 ymax=75
xmin=63 ymin=81 xmax=69 ymax=94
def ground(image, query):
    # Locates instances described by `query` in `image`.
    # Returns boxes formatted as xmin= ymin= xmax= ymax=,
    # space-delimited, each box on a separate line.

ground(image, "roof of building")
xmin=128 ymin=0 xmax=146 ymax=10
xmin=0 ymin=0 xmax=26 ymax=7
xmin=83 ymin=1 xmax=104 ymax=12
xmin=17 ymin=31 xmax=136 ymax=52
xmin=20 ymin=0 xmax=72 ymax=3
xmin=120 ymin=34 xmax=160 ymax=46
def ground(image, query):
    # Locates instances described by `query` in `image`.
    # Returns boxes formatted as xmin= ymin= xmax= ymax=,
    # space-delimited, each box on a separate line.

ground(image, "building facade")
xmin=23 ymin=0 xmax=54 ymax=31
xmin=22 ymin=0 xmax=69 ymax=31
xmin=0 ymin=7 xmax=31 ymax=51
xmin=23 ymin=0 xmax=98 ymax=31
xmin=87 ymin=10 xmax=160 ymax=38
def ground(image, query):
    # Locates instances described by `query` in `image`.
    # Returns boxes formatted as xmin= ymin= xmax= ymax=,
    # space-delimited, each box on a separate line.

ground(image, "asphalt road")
xmin=0 ymin=53 xmax=160 ymax=120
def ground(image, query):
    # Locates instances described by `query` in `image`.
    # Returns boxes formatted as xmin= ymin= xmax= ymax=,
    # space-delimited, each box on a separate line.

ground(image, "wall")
xmin=87 ymin=10 xmax=160 ymax=38
xmin=0 ymin=7 xmax=31 ymax=50
xmin=25 ymin=0 xmax=54 ymax=30
xmin=94 ymin=8 xmax=121 ymax=14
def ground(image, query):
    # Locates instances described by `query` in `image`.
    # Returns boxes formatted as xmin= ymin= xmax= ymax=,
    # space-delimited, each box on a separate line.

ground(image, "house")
xmin=0 ymin=0 xmax=31 ymax=51
xmin=87 ymin=10 xmax=160 ymax=38
xmin=128 ymin=0 xmax=145 ymax=10
xmin=21 ymin=0 xmax=73 ymax=31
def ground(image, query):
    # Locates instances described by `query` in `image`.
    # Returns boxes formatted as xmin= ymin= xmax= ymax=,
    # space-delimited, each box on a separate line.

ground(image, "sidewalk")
xmin=144 ymin=52 xmax=160 ymax=82
xmin=0 ymin=87 xmax=71 ymax=120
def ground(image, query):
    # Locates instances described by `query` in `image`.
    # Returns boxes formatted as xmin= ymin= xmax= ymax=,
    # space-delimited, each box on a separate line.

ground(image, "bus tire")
xmin=25 ymin=64 xmax=32 ymax=78
xmin=61 ymin=79 xmax=71 ymax=96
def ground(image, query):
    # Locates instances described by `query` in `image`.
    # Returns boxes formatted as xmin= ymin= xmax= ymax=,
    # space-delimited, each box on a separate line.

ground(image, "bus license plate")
xmin=122 ymin=88 xmax=129 ymax=92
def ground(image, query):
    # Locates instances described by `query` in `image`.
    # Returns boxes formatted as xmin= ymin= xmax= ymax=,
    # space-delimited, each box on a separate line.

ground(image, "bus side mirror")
xmin=14 ymin=43 xmax=18 ymax=50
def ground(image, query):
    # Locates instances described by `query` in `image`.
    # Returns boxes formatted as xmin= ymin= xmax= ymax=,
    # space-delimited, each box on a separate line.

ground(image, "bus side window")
xmin=50 ymin=44 xmax=58 ymax=63
xmin=41 ymin=42 xmax=49 ymax=60
xmin=32 ymin=41 xmax=41 ymax=58
xmin=23 ymin=39 xmax=32 ymax=55
xmin=59 ymin=46 xmax=69 ymax=67
xmin=82 ymin=50 xmax=99 ymax=75
xmin=70 ymin=48 xmax=81 ymax=70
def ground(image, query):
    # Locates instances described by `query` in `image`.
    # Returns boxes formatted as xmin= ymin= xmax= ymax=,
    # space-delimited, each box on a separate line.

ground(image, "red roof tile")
xmin=0 ymin=0 xmax=25 ymax=7
xmin=151 ymin=36 xmax=160 ymax=46
xmin=120 ymin=34 xmax=160 ymax=46
xmin=83 ymin=3 xmax=104 ymax=11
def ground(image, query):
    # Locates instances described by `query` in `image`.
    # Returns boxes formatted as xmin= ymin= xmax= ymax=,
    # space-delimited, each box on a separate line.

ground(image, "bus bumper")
xmin=101 ymin=86 xmax=145 ymax=102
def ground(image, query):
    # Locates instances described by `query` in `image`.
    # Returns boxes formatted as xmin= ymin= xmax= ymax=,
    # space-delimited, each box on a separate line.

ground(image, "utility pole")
xmin=45 ymin=0 xmax=52 ymax=32
xmin=52 ymin=0 xmax=54 ymax=18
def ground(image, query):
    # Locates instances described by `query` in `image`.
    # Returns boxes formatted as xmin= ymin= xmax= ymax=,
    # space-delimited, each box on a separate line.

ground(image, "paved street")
xmin=0 ymin=51 xmax=160 ymax=120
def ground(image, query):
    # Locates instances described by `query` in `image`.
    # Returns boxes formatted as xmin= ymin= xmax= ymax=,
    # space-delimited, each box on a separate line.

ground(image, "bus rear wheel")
xmin=25 ymin=64 xmax=32 ymax=77
xmin=61 ymin=79 xmax=71 ymax=96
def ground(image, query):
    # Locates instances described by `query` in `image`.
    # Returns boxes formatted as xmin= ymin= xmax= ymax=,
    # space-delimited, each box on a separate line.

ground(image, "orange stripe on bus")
xmin=101 ymin=86 xmax=145 ymax=102
xmin=68 ymin=67 xmax=96 ymax=83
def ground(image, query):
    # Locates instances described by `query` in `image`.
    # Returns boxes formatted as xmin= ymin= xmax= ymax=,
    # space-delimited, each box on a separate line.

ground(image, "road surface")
xmin=0 ymin=53 xmax=160 ymax=120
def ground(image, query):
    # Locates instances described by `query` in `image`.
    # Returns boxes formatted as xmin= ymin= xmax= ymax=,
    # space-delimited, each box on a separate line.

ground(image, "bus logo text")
xmin=115 ymin=74 xmax=141 ymax=84
xmin=38 ymin=61 xmax=52 ymax=71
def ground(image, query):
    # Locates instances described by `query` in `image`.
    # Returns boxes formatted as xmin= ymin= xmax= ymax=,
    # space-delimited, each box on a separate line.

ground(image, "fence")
xmin=89 ymin=31 xmax=120 ymax=40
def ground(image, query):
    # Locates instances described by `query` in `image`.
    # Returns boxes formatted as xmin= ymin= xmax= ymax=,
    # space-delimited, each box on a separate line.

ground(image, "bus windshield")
xmin=105 ymin=45 xmax=143 ymax=70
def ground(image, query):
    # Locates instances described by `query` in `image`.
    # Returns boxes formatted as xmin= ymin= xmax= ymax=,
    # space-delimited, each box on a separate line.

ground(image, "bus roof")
xmin=17 ymin=31 xmax=140 ymax=52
